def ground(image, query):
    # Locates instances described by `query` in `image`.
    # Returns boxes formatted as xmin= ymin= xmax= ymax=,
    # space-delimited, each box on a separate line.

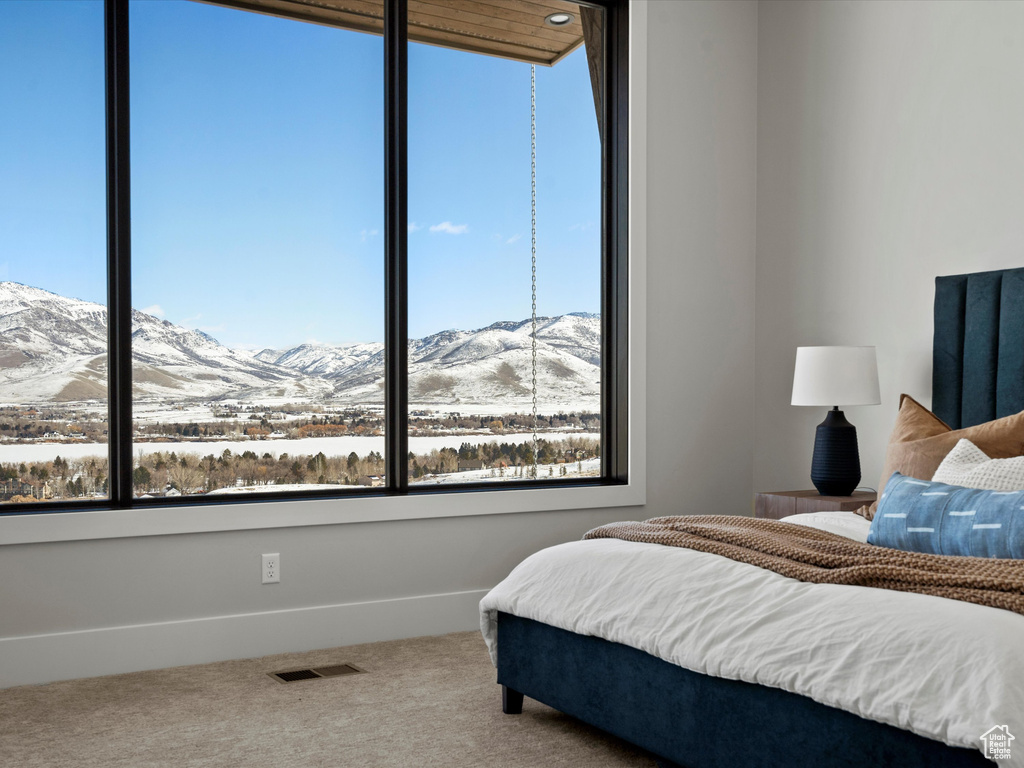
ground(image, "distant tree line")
xmin=134 ymin=412 xmax=384 ymax=441
xmin=411 ymin=437 xmax=599 ymax=478
xmin=0 ymin=454 xmax=107 ymax=501
xmin=0 ymin=407 xmax=106 ymax=443
xmin=0 ymin=404 xmax=599 ymax=445
xmin=1 ymin=436 xmax=600 ymax=502
xmin=409 ymin=411 xmax=600 ymax=434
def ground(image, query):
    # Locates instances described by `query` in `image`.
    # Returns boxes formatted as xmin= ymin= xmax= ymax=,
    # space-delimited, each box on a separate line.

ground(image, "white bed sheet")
xmin=777 ymin=509 xmax=872 ymax=542
xmin=480 ymin=513 xmax=1023 ymax=763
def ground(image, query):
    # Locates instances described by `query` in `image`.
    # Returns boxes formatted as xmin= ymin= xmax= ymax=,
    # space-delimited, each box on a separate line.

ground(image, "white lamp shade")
xmin=791 ymin=346 xmax=880 ymax=407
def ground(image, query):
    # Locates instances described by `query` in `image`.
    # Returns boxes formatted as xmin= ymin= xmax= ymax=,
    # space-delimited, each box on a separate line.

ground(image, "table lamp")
xmin=791 ymin=346 xmax=880 ymax=496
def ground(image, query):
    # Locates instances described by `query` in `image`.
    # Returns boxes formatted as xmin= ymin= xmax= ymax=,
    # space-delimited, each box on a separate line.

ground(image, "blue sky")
xmin=0 ymin=0 xmax=601 ymax=349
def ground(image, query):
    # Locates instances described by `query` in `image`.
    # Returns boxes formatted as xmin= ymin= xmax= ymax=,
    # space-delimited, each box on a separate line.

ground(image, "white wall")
xmin=755 ymin=0 xmax=1024 ymax=493
xmin=647 ymin=0 xmax=757 ymax=516
xmin=0 ymin=0 xmax=759 ymax=687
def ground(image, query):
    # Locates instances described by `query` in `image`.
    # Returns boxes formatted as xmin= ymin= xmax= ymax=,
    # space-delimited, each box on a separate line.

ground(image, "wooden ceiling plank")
xmin=201 ymin=0 xmax=383 ymax=34
xmin=413 ymin=0 xmax=578 ymax=36
xmin=410 ymin=2 xmax=579 ymax=46
xmin=408 ymin=13 xmax=568 ymax=54
xmin=410 ymin=25 xmax=551 ymax=56
xmin=470 ymin=0 xmax=583 ymax=23
xmin=412 ymin=0 xmax=580 ymax=42
xmin=299 ymin=0 xmax=385 ymax=19
xmin=250 ymin=0 xmax=583 ymax=33
xmin=231 ymin=0 xmax=377 ymax=18
xmin=195 ymin=0 xmax=589 ymax=65
xmin=410 ymin=27 xmax=559 ymax=65
xmin=546 ymin=34 xmax=585 ymax=66
xmin=411 ymin=29 xmax=564 ymax=60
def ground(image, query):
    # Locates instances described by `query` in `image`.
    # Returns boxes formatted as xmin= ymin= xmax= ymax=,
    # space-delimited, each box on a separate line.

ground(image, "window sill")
xmin=0 ymin=481 xmax=645 ymax=545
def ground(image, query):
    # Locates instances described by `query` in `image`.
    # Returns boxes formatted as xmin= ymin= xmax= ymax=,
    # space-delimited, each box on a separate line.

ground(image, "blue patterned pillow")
xmin=868 ymin=472 xmax=1024 ymax=558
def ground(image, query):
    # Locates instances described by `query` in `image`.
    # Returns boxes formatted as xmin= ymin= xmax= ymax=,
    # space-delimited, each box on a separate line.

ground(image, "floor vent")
xmin=269 ymin=664 xmax=366 ymax=684
xmin=313 ymin=664 xmax=364 ymax=678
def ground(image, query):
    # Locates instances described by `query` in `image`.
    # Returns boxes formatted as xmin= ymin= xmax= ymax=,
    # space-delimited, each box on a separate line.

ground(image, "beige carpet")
xmin=0 ymin=631 xmax=657 ymax=767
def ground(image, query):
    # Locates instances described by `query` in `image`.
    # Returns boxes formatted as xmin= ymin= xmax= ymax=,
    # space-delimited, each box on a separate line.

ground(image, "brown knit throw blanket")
xmin=584 ymin=516 xmax=1024 ymax=617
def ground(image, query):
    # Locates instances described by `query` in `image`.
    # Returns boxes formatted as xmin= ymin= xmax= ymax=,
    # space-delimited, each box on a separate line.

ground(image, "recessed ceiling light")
xmin=544 ymin=12 xmax=575 ymax=27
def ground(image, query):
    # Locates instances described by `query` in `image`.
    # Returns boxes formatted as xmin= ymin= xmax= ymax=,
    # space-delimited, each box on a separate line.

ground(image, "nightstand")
xmin=754 ymin=489 xmax=877 ymax=520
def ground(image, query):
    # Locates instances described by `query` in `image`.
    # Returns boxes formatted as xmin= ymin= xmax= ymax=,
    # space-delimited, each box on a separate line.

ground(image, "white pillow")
xmin=931 ymin=438 xmax=1024 ymax=490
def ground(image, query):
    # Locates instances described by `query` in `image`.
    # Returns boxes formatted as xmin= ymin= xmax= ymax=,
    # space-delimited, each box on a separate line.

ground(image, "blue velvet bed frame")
xmin=497 ymin=613 xmax=991 ymax=768
xmin=494 ymin=267 xmax=1017 ymax=767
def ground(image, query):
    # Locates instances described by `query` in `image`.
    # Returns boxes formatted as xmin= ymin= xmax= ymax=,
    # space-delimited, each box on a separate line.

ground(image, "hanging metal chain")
xmin=530 ymin=64 xmax=539 ymax=480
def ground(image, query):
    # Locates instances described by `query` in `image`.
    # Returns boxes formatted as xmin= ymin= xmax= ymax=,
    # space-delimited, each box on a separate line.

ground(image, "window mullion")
xmin=384 ymin=0 xmax=409 ymax=494
xmin=105 ymin=0 xmax=134 ymax=507
xmin=601 ymin=0 xmax=629 ymax=483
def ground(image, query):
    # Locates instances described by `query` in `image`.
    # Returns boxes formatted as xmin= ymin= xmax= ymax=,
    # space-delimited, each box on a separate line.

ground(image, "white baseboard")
xmin=0 ymin=588 xmax=488 ymax=689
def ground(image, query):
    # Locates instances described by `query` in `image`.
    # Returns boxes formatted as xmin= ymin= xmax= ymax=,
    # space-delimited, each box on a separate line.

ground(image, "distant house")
xmin=357 ymin=475 xmax=384 ymax=487
xmin=458 ymin=459 xmax=486 ymax=472
xmin=0 ymin=479 xmax=47 ymax=501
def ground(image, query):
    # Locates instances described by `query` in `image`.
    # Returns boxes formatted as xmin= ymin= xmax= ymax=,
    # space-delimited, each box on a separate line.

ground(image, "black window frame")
xmin=2 ymin=0 xmax=628 ymax=515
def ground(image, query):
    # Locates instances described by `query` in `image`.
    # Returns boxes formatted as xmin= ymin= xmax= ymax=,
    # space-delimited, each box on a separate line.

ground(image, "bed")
xmin=480 ymin=266 xmax=1024 ymax=768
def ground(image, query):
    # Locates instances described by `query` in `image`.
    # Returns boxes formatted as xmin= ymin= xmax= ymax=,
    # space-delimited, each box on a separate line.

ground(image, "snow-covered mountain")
xmin=0 ymin=282 xmax=327 ymax=404
xmin=0 ymin=282 xmax=600 ymax=409
xmin=255 ymin=314 xmax=601 ymax=407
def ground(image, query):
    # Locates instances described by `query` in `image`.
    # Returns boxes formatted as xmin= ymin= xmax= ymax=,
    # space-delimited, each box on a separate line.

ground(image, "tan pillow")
xmin=856 ymin=394 xmax=1024 ymax=520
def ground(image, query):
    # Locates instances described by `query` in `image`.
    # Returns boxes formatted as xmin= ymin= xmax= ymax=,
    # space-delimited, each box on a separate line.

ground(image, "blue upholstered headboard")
xmin=933 ymin=267 xmax=1024 ymax=429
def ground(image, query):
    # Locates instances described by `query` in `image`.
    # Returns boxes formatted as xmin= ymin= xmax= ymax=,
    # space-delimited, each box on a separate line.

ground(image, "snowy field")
xmin=130 ymin=401 xmax=382 ymax=425
xmin=200 ymin=457 xmax=601 ymax=494
xmin=130 ymin=398 xmax=595 ymax=424
xmin=0 ymin=431 xmax=597 ymax=464
xmin=412 ymin=456 xmax=601 ymax=484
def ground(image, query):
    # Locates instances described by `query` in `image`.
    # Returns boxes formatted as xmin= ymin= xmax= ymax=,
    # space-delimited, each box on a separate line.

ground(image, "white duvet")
xmin=479 ymin=512 xmax=1024 ymax=763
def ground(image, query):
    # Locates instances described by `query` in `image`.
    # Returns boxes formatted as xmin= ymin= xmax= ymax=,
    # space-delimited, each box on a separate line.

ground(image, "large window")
xmin=0 ymin=0 xmax=627 ymax=512
xmin=408 ymin=1 xmax=605 ymax=486
xmin=0 ymin=0 xmax=108 ymax=505
xmin=129 ymin=0 xmax=385 ymax=499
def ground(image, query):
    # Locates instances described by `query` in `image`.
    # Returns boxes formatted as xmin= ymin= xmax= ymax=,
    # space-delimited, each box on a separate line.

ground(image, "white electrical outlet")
xmin=262 ymin=553 xmax=280 ymax=584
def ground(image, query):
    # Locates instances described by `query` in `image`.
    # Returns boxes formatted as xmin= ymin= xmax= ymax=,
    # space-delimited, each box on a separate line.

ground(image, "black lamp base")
xmin=810 ymin=408 xmax=861 ymax=497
